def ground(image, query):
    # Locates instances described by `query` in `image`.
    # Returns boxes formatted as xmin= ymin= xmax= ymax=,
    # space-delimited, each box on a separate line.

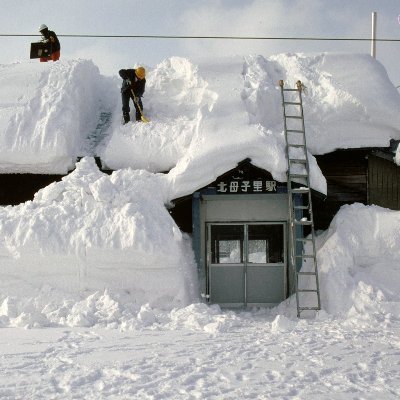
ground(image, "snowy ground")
xmin=1 ymin=309 xmax=400 ymax=399
xmin=1 ymin=53 xmax=400 ymax=398
xmin=1 ymin=200 xmax=400 ymax=399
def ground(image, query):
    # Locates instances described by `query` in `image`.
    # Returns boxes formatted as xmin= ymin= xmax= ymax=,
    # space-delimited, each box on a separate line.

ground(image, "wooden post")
xmin=371 ymin=11 xmax=377 ymax=58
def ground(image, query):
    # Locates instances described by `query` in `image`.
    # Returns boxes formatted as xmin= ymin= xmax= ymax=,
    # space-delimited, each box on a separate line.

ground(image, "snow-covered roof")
xmin=1 ymin=53 xmax=400 ymax=197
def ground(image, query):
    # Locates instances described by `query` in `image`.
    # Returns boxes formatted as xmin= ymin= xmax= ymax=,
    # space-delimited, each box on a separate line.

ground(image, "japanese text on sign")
xmin=216 ymin=180 xmax=277 ymax=194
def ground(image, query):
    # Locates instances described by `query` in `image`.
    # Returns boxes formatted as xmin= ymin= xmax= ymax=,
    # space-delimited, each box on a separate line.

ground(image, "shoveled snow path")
xmin=1 ymin=316 xmax=399 ymax=399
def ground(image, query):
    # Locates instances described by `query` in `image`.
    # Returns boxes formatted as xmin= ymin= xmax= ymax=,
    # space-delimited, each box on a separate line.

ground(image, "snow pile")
xmin=396 ymin=144 xmax=400 ymax=166
xmin=267 ymin=53 xmax=400 ymax=154
xmin=315 ymin=203 xmax=400 ymax=320
xmin=101 ymin=57 xmax=217 ymax=173
xmin=1 ymin=198 xmax=400 ymax=328
xmin=0 ymin=158 xmax=198 ymax=315
xmin=0 ymin=60 xmax=117 ymax=173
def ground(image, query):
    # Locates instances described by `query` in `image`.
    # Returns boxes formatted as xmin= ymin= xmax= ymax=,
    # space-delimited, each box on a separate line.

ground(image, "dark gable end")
xmin=312 ymin=146 xmax=400 ymax=230
xmin=313 ymin=149 xmax=369 ymax=230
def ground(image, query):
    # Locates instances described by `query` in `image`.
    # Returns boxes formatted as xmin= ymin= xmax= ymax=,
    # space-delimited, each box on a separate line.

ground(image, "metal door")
xmin=207 ymin=223 xmax=286 ymax=307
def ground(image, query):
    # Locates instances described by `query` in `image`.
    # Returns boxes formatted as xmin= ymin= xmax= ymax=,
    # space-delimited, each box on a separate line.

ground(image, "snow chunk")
xmin=0 ymin=60 xmax=116 ymax=173
xmin=271 ymin=315 xmax=296 ymax=333
xmin=315 ymin=203 xmax=400 ymax=319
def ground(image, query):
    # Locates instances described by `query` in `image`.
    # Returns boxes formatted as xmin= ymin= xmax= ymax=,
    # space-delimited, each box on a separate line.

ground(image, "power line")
xmin=0 ymin=33 xmax=400 ymax=42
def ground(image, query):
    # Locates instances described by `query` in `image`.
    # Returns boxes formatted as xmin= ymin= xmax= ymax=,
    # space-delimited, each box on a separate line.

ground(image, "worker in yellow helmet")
xmin=119 ymin=66 xmax=146 ymax=124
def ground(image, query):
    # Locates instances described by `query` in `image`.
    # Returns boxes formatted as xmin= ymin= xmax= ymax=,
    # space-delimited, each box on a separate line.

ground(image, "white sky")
xmin=1 ymin=0 xmax=400 ymax=85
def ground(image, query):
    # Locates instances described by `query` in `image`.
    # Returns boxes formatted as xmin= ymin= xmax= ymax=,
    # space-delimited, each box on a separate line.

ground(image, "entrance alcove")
xmin=170 ymin=158 xmax=294 ymax=307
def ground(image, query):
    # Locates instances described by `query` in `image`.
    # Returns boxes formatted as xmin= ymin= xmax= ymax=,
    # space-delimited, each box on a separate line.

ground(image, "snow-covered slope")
xmin=265 ymin=53 xmax=400 ymax=153
xmin=0 ymin=158 xmax=197 ymax=312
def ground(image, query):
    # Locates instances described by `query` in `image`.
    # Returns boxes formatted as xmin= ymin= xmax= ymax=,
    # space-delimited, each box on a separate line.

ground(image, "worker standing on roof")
xmin=38 ymin=24 xmax=60 ymax=62
xmin=119 ymin=66 xmax=146 ymax=124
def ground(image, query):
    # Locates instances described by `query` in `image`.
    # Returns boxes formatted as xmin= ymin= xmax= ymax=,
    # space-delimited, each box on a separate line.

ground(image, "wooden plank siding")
xmin=1 ymin=152 xmax=398 ymax=235
xmin=0 ymin=160 xmax=109 ymax=207
xmin=313 ymin=150 xmax=369 ymax=230
xmin=368 ymin=154 xmax=400 ymax=210
xmin=0 ymin=174 xmax=64 ymax=206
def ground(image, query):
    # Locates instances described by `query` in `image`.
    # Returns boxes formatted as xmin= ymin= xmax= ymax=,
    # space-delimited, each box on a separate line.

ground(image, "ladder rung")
xmin=296 ymin=255 xmax=315 ymax=259
xmin=297 ymin=289 xmax=318 ymax=293
xmin=292 ymin=188 xmax=309 ymax=193
xmin=295 ymin=220 xmax=312 ymax=225
xmin=299 ymin=307 xmax=320 ymax=311
xmin=298 ymin=272 xmax=317 ymax=276
xmin=283 ymin=88 xmax=299 ymax=92
xmin=296 ymin=238 xmax=313 ymax=242
xmin=284 ymin=101 xmax=301 ymax=105
xmin=290 ymin=174 xmax=308 ymax=178
xmin=291 ymin=181 xmax=308 ymax=188
xmin=294 ymin=206 xmax=309 ymax=210
xmin=288 ymin=143 xmax=305 ymax=148
xmin=289 ymin=159 xmax=307 ymax=163
xmin=285 ymin=115 xmax=302 ymax=119
xmin=286 ymin=129 xmax=304 ymax=133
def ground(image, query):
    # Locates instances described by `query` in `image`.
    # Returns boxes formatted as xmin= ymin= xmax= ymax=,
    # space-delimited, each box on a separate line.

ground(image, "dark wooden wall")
xmin=0 ymin=174 xmax=64 ymax=206
xmin=368 ymin=153 xmax=400 ymax=210
xmin=313 ymin=150 xmax=369 ymax=230
xmin=2 ymin=152 xmax=398 ymax=234
xmin=0 ymin=159 xmax=110 ymax=206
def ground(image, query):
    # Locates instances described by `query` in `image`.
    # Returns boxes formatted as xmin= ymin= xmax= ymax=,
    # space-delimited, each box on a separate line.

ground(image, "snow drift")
xmin=0 ymin=59 xmax=117 ymax=173
xmin=316 ymin=203 xmax=400 ymax=319
xmin=0 ymin=158 xmax=198 ymax=316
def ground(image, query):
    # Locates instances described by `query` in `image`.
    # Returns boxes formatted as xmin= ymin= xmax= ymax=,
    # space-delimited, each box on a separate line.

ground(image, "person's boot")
xmin=123 ymin=112 xmax=130 ymax=124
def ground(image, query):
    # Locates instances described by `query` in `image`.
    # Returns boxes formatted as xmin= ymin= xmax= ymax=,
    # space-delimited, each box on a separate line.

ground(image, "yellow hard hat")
xmin=135 ymin=67 xmax=146 ymax=80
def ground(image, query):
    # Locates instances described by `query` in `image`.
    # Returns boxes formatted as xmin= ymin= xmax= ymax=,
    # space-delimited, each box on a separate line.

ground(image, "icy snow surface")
xmin=0 ymin=53 xmax=400 ymax=398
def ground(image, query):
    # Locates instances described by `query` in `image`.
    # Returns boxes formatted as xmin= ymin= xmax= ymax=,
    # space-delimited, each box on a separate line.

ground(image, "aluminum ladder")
xmin=279 ymin=80 xmax=321 ymax=317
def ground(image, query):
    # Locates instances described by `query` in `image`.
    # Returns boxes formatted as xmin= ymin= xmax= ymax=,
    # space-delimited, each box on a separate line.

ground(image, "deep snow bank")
xmin=0 ymin=158 xmax=198 ymax=315
xmin=1 ymin=186 xmax=400 ymax=327
xmin=0 ymin=60 xmax=117 ymax=173
xmin=268 ymin=53 xmax=400 ymax=154
xmin=315 ymin=203 xmax=400 ymax=319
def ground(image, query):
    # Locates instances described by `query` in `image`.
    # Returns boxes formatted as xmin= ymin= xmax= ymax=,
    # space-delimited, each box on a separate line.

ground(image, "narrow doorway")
xmin=207 ymin=223 xmax=286 ymax=307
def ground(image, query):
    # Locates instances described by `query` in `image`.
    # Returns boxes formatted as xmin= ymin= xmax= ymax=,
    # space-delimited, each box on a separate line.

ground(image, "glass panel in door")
xmin=209 ymin=225 xmax=245 ymax=305
xmin=247 ymin=224 xmax=285 ymax=305
xmin=247 ymin=224 xmax=284 ymax=264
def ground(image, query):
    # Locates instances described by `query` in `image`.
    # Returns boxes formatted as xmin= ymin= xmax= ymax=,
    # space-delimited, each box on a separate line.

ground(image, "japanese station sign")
xmin=216 ymin=179 xmax=277 ymax=194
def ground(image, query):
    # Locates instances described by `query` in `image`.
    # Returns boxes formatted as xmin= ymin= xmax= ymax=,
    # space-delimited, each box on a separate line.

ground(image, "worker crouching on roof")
xmin=38 ymin=24 xmax=60 ymax=62
xmin=119 ymin=66 xmax=146 ymax=124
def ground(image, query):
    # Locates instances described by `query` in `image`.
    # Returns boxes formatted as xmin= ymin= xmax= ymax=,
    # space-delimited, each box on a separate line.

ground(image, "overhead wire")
xmin=0 ymin=33 xmax=399 ymax=42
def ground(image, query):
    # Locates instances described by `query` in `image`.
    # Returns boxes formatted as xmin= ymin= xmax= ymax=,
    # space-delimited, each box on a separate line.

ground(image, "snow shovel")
xmin=131 ymin=89 xmax=150 ymax=123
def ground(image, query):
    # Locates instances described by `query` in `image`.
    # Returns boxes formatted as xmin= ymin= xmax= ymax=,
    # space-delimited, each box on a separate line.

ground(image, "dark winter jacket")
xmin=41 ymin=29 xmax=60 ymax=53
xmin=119 ymin=69 xmax=146 ymax=97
